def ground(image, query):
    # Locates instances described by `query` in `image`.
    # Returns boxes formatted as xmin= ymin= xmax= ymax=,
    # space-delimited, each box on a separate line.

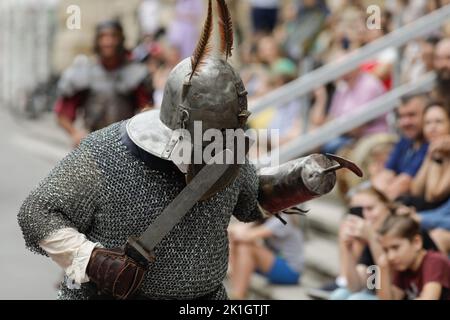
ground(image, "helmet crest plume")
xmin=189 ymin=0 xmax=234 ymax=82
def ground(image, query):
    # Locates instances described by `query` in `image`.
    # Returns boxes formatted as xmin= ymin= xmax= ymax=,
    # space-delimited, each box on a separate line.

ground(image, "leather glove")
xmin=86 ymin=247 xmax=147 ymax=300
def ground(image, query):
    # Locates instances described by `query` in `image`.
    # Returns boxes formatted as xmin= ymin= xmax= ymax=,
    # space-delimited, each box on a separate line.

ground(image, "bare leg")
xmin=230 ymin=243 xmax=275 ymax=299
xmin=430 ymin=229 xmax=450 ymax=255
xmin=253 ymin=244 xmax=276 ymax=274
xmin=228 ymin=238 xmax=237 ymax=276
xmin=338 ymin=223 xmax=347 ymax=279
xmin=230 ymin=242 xmax=256 ymax=300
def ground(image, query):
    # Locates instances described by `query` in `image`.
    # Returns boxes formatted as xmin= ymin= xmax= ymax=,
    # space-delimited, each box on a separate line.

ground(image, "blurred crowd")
xmin=21 ymin=0 xmax=450 ymax=300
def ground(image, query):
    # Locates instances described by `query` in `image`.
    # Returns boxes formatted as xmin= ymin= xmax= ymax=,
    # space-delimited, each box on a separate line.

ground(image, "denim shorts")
xmin=258 ymin=256 xmax=300 ymax=285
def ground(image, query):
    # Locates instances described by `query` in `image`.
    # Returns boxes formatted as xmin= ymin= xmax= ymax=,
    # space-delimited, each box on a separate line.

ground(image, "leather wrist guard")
xmin=86 ymin=247 xmax=148 ymax=300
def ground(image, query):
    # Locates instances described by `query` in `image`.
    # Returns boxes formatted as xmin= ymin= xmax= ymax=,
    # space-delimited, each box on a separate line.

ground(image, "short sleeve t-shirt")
xmin=328 ymin=73 xmax=388 ymax=135
xmin=393 ymin=251 xmax=450 ymax=300
xmin=263 ymin=215 xmax=304 ymax=273
xmin=385 ymin=136 xmax=428 ymax=177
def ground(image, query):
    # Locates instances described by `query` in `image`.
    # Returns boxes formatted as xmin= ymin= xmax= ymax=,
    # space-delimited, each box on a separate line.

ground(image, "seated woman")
xmin=410 ymin=102 xmax=450 ymax=210
xmin=409 ymin=102 xmax=450 ymax=253
xmin=330 ymin=186 xmax=438 ymax=300
xmin=228 ymin=214 xmax=304 ymax=300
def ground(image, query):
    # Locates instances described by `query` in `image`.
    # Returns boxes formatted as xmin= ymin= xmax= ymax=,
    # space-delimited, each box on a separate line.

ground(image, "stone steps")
xmin=247 ymin=235 xmax=340 ymax=300
xmin=247 ymin=190 xmax=347 ymax=300
xmin=248 ymin=273 xmax=311 ymax=300
xmin=303 ymin=190 xmax=347 ymax=235
xmin=304 ymin=235 xmax=340 ymax=278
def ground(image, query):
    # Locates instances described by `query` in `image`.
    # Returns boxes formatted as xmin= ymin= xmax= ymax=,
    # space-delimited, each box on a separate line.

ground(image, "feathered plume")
xmin=189 ymin=0 xmax=213 ymax=82
xmin=216 ymin=0 xmax=233 ymax=60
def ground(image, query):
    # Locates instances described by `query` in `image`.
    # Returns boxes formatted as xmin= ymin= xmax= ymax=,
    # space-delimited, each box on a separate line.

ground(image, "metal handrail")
xmin=257 ymin=72 xmax=436 ymax=166
xmin=249 ymin=4 xmax=450 ymax=115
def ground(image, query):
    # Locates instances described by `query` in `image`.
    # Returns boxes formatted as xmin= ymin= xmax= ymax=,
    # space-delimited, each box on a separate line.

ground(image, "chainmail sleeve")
xmin=18 ymin=139 xmax=101 ymax=256
xmin=232 ymin=163 xmax=264 ymax=223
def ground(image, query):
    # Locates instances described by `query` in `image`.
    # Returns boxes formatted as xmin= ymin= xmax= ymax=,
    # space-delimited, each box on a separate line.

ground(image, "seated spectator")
xmin=330 ymin=187 xmax=391 ymax=300
xmin=313 ymin=4 xmax=367 ymax=62
xmin=313 ymin=51 xmax=388 ymax=154
xmin=276 ymin=0 xmax=329 ymax=61
xmin=401 ymin=37 xmax=439 ymax=84
xmin=335 ymin=133 xmax=397 ymax=197
xmin=405 ymin=104 xmax=450 ymax=254
xmin=266 ymin=65 xmax=303 ymax=147
xmin=257 ymin=35 xmax=298 ymax=78
xmin=377 ymin=215 xmax=450 ymax=300
xmin=431 ymin=37 xmax=450 ymax=107
xmin=372 ymin=94 xmax=429 ymax=201
xmin=249 ymin=0 xmax=281 ymax=36
xmin=416 ymin=176 xmax=450 ymax=234
xmin=360 ymin=28 xmax=397 ymax=90
xmin=385 ymin=0 xmax=427 ymax=26
xmin=410 ymin=103 xmax=450 ymax=209
xmin=330 ymin=186 xmax=438 ymax=300
xmin=228 ymin=214 xmax=304 ymax=300
xmin=241 ymin=35 xmax=296 ymax=101
xmin=309 ymin=84 xmax=334 ymax=130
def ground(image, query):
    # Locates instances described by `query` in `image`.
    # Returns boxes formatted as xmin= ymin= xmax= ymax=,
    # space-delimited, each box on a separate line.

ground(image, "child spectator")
xmin=228 ymin=214 xmax=304 ymax=300
xmin=377 ymin=215 xmax=450 ymax=300
xmin=330 ymin=186 xmax=438 ymax=300
xmin=330 ymin=187 xmax=392 ymax=300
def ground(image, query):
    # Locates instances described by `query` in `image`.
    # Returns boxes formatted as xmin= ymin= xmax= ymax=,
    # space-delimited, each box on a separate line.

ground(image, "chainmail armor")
xmin=57 ymin=55 xmax=151 ymax=132
xmin=18 ymin=122 xmax=262 ymax=300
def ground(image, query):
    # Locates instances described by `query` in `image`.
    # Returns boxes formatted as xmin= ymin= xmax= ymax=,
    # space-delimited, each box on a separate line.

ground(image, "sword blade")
xmin=136 ymin=152 xmax=232 ymax=251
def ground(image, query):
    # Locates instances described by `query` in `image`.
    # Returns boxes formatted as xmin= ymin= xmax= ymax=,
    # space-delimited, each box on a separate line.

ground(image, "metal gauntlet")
xmin=257 ymin=154 xmax=362 ymax=214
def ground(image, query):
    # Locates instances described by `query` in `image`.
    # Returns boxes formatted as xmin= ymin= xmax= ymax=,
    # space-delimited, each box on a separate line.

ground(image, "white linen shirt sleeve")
xmin=39 ymin=228 xmax=102 ymax=287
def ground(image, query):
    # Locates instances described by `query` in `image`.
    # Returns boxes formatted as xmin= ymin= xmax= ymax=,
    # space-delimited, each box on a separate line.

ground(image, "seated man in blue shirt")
xmin=372 ymin=94 xmax=429 ymax=200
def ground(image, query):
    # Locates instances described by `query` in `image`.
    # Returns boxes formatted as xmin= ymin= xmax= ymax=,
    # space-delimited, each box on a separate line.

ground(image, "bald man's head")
xmin=434 ymin=38 xmax=450 ymax=81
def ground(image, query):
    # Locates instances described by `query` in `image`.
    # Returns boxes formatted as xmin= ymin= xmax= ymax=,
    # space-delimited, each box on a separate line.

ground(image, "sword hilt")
xmin=125 ymin=236 xmax=156 ymax=268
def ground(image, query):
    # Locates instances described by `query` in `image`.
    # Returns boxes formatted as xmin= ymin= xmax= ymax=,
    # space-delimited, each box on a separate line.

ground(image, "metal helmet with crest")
xmin=127 ymin=0 xmax=250 ymax=199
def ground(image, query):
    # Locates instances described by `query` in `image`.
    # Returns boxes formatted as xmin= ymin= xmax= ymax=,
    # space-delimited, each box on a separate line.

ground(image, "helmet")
xmin=127 ymin=0 xmax=250 ymax=199
xmin=94 ymin=19 xmax=126 ymax=56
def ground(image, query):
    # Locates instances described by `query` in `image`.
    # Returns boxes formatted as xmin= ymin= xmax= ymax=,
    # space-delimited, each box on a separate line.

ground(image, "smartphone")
xmin=348 ymin=206 xmax=363 ymax=218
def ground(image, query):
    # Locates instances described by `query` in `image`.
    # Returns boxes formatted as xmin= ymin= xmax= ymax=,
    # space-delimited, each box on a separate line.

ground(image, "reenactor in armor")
xmin=19 ymin=1 xmax=361 ymax=300
xmin=54 ymin=20 xmax=153 ymax=146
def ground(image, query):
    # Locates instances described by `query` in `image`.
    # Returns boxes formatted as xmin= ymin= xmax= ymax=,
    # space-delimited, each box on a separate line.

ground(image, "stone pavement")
xmin=0 ymin=107 xmax=71 ymax=299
